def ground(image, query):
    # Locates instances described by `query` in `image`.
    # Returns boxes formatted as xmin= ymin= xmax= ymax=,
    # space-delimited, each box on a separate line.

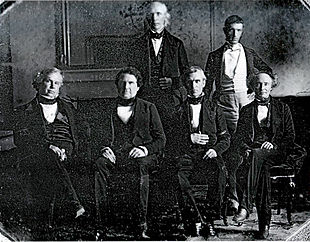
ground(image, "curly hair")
xmin=249 ymin=70 xmax=279 ymax=89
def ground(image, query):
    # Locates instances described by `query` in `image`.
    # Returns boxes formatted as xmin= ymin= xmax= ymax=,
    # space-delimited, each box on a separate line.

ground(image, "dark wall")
xmin=1 ymin=0 xmax=310 ymax=105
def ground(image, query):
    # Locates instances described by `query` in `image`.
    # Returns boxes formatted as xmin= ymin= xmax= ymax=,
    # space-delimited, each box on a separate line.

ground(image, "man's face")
xmin=254 ymin=73 xmax=273 ymax=100
xmin=117 ymin=73 xmax=140 ymax=99
xmin=224 ymin=23 xmax=243 ymax=45
xmin=149 ymin=2 xmax=166 ymax=32
xmin=185 ymin=71 xmax=206 ymax=98
xmin=38 ymin=72 xmax=63 ymax=99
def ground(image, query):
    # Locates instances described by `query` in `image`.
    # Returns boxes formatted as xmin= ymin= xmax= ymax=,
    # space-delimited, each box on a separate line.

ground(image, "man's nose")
xmin=151 ymin=13 xmax=157 ymax=21
xmin=50 ymin=81 xmax=54 ymax=88
xmin=125 ymin=82 xmax=130 ymax=89
xmin=232 ymin=30 xmax=237 ymax=37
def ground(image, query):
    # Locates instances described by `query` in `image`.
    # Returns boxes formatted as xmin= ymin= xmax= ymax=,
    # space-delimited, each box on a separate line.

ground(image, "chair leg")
xmin=286 ymin=178 xmax=295 ymax=225
xmin=277 ymin=179 xmax=281 ymax=215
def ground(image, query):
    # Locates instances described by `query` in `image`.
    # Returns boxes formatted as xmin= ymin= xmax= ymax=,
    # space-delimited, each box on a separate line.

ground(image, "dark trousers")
xmin=238 ymin=148 xmax=284 ymax=226
xmin=16 ymin=148 xmax=83 ymax=220
xmin=224 ymin=148 xmax=244 ymax=204
xmin=94 ymin=155 xmax=156 ymax=226
xmin=177 ymin=148 xmax=226 ymax=224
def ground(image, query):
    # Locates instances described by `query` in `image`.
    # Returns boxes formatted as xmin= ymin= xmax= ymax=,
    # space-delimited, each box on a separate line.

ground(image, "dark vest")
xmin=149 ymin=37 xmax=164 ymax=89
xmin=253 ymin=104 xmax=273 ymax=147
xmin=112 ymin=109 xmax=135 ymax=160
xmin=45 ymin=109 xmax=74 ymax=154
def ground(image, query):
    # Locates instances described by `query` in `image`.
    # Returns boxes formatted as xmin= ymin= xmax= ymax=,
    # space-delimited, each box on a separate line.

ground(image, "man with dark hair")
xmin=130 ymin=1 xmax=189 ymax=164
xmin=205 ymin=15 xmax=273 ymax=213
xmin=14 ymin=67 xmax=85 ymax=222
xmin=92 ymin=67 xmax=166 ymax=239
xmin=175 ymin=66 xmax=230 ymax=238
xmin=232 ymin=71 xmax=295 ymax=239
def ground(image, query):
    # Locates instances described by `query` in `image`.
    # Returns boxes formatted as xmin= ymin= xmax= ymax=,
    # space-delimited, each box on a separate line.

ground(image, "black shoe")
xmin=201 ymin=222 xmax=216 ymax=237
xmin=233 ymin=208 xmax=248 ymax=223
xmin=138 ymin=222 xmax=150 ymax=239
xmin=258 ymin=224 xmax=270 ymax=239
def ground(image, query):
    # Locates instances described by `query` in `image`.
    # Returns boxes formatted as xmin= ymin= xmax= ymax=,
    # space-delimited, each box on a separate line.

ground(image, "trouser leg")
xmin=256 ymin=163 xmax=272 ymax=227
xmin=139 ymin=157 xmax=153 ymax=225
xmin=54 ymin=156 xmax=83 ymax=212
xmin=94 ymin=157 xmax=112 ymax=225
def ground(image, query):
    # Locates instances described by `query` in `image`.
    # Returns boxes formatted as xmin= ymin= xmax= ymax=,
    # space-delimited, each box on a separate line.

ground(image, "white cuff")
xmin=138 ymin=146 xmax=148 ymax=156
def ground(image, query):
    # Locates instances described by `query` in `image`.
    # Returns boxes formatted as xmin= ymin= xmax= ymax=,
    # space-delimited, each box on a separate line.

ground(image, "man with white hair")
xmin=13 ymin=68 xmax=85 ymax=222
xmin=130 ymin=1 xmax=189 ymax=165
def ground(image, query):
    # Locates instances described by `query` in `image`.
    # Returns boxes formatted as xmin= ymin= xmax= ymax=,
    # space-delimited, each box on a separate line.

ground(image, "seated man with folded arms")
xmin=232 ymin=71 xmax=295 ymax=239
xmin=93 ymin=67 xmax=166 ymax=239
xmin=14 ymin=68 xmax=85 ymax=222
xmin=175 ymin=66 xmax=230 ymax=238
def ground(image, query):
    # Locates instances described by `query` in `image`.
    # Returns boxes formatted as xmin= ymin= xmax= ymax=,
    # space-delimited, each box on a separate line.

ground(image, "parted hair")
xmin=115 ymin=67 xmax=143 ymax=87
xmin=32 ymin=67 xmax=63 ymax=90
xmin=181 ymin=66 xmax=207 ymax=85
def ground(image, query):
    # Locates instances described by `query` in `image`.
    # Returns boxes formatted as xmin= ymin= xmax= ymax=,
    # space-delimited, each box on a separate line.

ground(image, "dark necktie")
xmin=256 ymin=98 xmax=270 ymax=106
xmin=117 ymin=97 xmax=136 ymax=106
xmin=150 ymin=31 xmax=164 ymax=39
xmin=38 ymin=95 xmax=57 ymax=105
xmin=187 ymin=95 xmax=203 ymax=105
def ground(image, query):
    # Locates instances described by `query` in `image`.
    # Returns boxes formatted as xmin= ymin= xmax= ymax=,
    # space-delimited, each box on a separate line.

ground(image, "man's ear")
xmin=202 ymin=79 xmax=206 ymax=88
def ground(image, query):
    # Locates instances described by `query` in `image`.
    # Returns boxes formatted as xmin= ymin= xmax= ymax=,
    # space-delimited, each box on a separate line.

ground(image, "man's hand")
xmin=129 ymin=147 xmax=147 ymax=159
xmin=261 ymin=141 xmax=274 ymax=150
xmin=159 ymin=77 xmax=172 ymax=89
xmin=102 ymin=147 xmax=116 ymax=163
xmin=191 ymin=133 xmax=209 ymax=145
xmin=203 ymin=149 xmax=217 ymax=160
xmin=49 ymin=144 xmax=67 ymax=161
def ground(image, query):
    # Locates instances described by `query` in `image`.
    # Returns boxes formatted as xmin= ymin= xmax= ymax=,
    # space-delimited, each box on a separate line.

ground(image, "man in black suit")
xmin=175 ymin=66 xmax=230 ymax=238
xmin=93 ymin=67 xmax=166 ymax=239
xmin=232 ymin=71 xmax=295 ymax=239
xmin=130 ymin=1 xmax=189 ymax=161
xmin=14 ymin=68 xmax=85 ymax=221
xmin=205 ymin=15 xmax=273 ymax=213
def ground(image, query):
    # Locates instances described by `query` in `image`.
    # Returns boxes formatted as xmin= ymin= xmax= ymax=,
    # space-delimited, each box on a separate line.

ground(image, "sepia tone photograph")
xmin=0 ymin=0 xmax=310 ymax=240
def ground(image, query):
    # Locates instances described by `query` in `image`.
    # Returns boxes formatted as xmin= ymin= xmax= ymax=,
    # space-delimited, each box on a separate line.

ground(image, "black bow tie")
xmin=187 ymin=95 xmax=203 ymax=105
xmin=256 ymin=98 xmax=270 ymax=106
xmin=150 ymin=31 xmax=164 ymax=39
xmin=117 ymin=97 xmax=136 ymax=106
xmin=38 ymin=95 xmax=57 ymax=105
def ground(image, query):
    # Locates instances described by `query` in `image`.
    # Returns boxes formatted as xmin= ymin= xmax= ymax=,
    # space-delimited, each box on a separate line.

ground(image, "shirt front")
xmin=150 ymin=30 xmax=163 ymax=56
xmin=222 ymin=43 xmax=247 ymax=93
xmin=190 ymin=103 xmax=202 ymax=131
xmin=40 ymin=103 xmax=58 ymax=123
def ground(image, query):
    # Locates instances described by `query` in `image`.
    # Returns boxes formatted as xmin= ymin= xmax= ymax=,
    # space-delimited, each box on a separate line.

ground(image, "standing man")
xmin=232 ymin=71 xmax=295 ymax=239
xmin=92 ymin=67 xmax=166 ymax=239
xmin=175 ymin=66 xmax=230 ymax=238
xmin=130 ymin=1 xmax=189 ymax=160
xmin=13 ymin=68 xmax=85 ymax=222
xmin=205 ymin=15 xmax=272 ymax=212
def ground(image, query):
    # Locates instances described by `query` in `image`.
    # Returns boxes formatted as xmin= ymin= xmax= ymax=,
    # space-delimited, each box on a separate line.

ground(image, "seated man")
xmin=175 ymin=66 xmax=230 ymax=238
xmin=232 ymin=71 xmax=295 ymax=239
xmin=93 ymin=67 xmax=166 ymax=238
xmin=13 ymin=68 xmax=85 ymax=222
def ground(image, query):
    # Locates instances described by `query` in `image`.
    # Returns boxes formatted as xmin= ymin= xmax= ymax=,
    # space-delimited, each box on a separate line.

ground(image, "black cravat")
xmin=117 ymin=97 xmax=136 ymax=106
xmin=255 ymin=97 xmax=270 ymax=106
xmin=38 ymin=95 xmax=57 ymax=105
xmin=187 ymin=95 xmax=203 ymax=105
xmin=150 ymin=30 xmax=164 ymax=39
